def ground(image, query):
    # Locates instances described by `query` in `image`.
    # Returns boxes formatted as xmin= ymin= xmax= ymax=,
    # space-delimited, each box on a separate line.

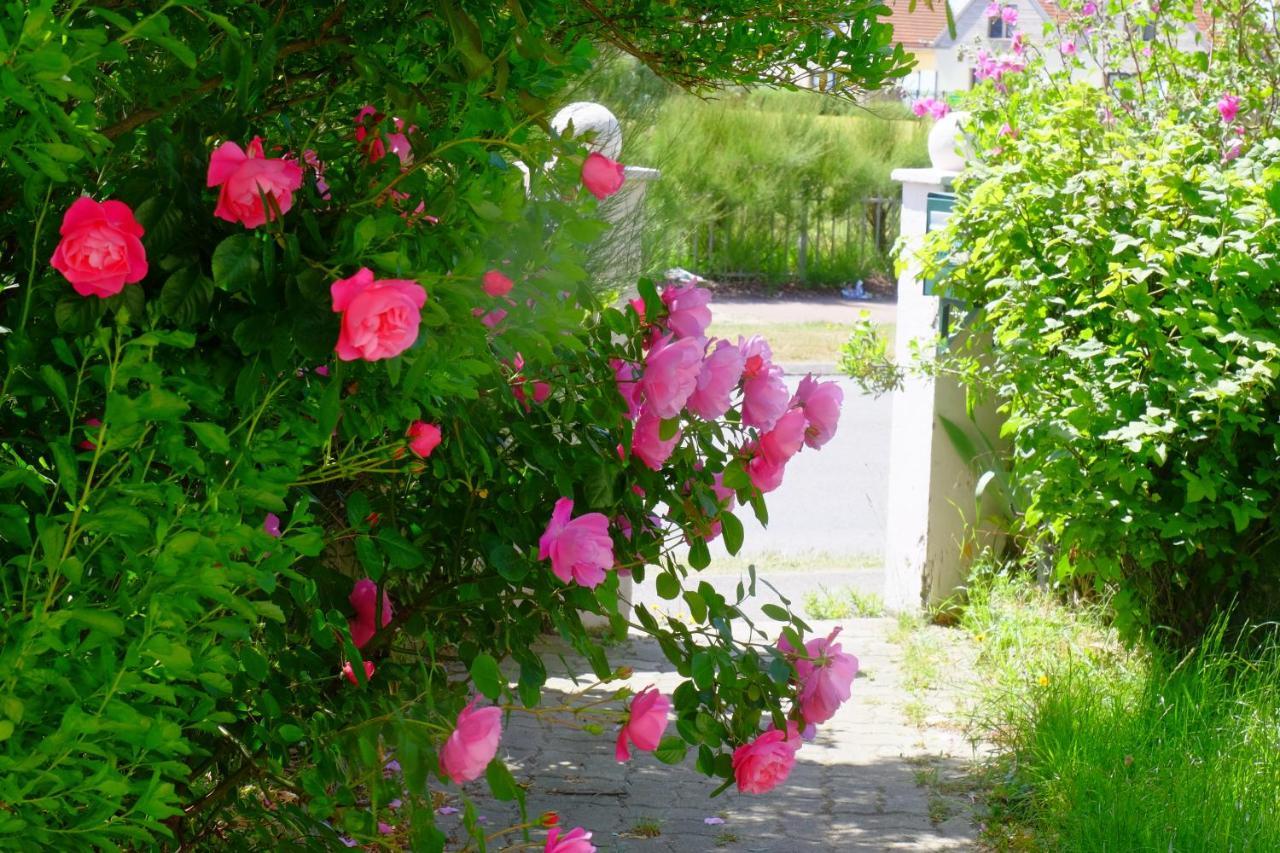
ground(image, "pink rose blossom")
xmin=759 ymin=407 xmax=807 ymax=467
xmin=746 ymin=450 xmax=787 ymax=493
xmin=660 ymin=282 xmax=712 ymax=339
xmin=612 ymin=358 xmax=643 ymax=420
xmin=1001 ymin=5 xmax=1018 ymax=26
xmin=615 ymin=686 xmax=671 ymax=762
xmin=539 ymin=498 xmax=614 ymax=588
xmin=781 ymin=627 xmax=859 ymax=724
xmin=687 ymin=340 xmax=745 ymax=420
xmin=263 ymin=512 xmax=282 ymax=538
xmin=331 ymin=267 xmax=426 ymax=361
xmin=349 ymin=578 xmax=394 ymax=649
xmin=207 ymin=137 xmax=304 ymax=229
xmin=341 ymin=660 xmax=376 ymax=685
xmin=49 ymin=198 xmax=149 ymax=298
xmin=741 ymin=359 xmax=790 ymax=432
xmin=731 ymin=723 xmax=802 ymax=794
xmin=1082 ymin=0 xmax=1098 ymax=14
xmin=631 ymin=407 xmax=681 ymax=470
xmin=1218 ymin=94 xmax=1242 ymax=124
xmin=483 ymin=270 xmax=514 ymax=297
xmin=791 ymin=375 xmax=843 ymax=449
xmin=581 ymin=152 xmax=626 ymax=200
xmin=481 ymin=308 xmax=507 ymax=328
xmin=642 ymin=334 xmax=705 ymax=419
xmin=984 ymin=1 xmax=1001 ymax=17
xmin=439 ymin=701 xmax=503 ymax=784
xmin=545 ymin=826 xmax=596 ymax=853
xmin=406 ymin=421 xmax=442 ymax=458
xmin=1061 ymin=39 xmax=1078 ymax=56
xmin=302 ymin=149 xmax=332 ymax=200
xmin=1224 ymin=138 xmax=1244 ymax=161
xmin=912 ymin=98 xmax=950 ymax=120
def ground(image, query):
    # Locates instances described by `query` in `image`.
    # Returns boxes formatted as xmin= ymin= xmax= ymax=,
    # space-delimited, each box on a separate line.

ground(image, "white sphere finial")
xmin=928 ymin=111 xmax=971 ymax=172
xmin=552 ymin=102 xmax=623 ymax=160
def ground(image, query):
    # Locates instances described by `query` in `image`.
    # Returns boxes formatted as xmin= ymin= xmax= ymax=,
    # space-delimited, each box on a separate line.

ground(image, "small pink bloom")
xmin=984 ymin=1 xmax=1000 ymax=17
xmin=348 ymin=578 xmax=394 ymax=649
xmin=687 ymin=339 xmax=745 ymax=420
xmin=1001 ymin=5 xmax=1018 ymax=26
xmin=481 ymin=308 xmax=508 ymax=328
xmin=1218 ymin=93 xmax=1242 ymax=124
xmin=49 ymin=198 xmax=148 ymax=298
xmin=1061 ymin=39 xmax=1078 ymax=56
xmin=539 ymin=498 xmax=614 ymax=588
xmin=302 ymin=149 xmax=332 ymax=200
xmin=263 ymin=512 xmax=282 ymax=538
xmin=582 ymin=152 xmax=626 ymax=200
xmin=1224 ymin=138 xmax=1244 ymax=161
xmin=207 ymin=137 xmax=304 ymax=229
xmin=660 ymin=282 xmax=712 ymax=339
xmin=331 ymin=268 xmax=426 ymax=362
xmin=612 ymin=358 xmax=643 ymax=420
xmin=615 ymin=686 xmax=671 ymax=762
xmin=483 ymin=270 xmax=514 ymax=297
xmin=631 ymin=407 xmax=681 ymax=471
xmin=642 ymin=335 xmax=705 ymax=419
xmin=1012 ymin=32 xmax=1026 ymax=55
xmin=545 ymin=826 xmax=596 ymax=853
xmin=314 ymin=365 xmax=330 ymax=377
xmin=532 ymin=381 xmax=552 ymax=404
xmin=911 ymin=100 xmax=929 ymax=117
xmin=439 ymin=701 xmax=503 ymax=784
xmin=1082 ymin=0 xmax=1098 ymax=14
xmin=741 ymin=361 xmax=790 ymax=432
xmin=783 ymin=627 xmax=859 ymax=725
xmin=999 ymin=122 xmax=1017 ymax=139
xmin=759 ymin=407 xmax=807 ymax=467
xmin=378 ymin=822 xmax=394 ymax=835
xmin=79 ymin=417 xmax=102 ymax=450
xmin=341 ymin=660 xmax=376 ymax=685
xmin=407 ymin=421 xmax=442 ymax=458
xmin=731 ymin=724 xmax=802 ymax=794
xmin=791 ymin=375 xmax=843 ymax=449
xmin=746 ymin=449 xmax=787 ymax=493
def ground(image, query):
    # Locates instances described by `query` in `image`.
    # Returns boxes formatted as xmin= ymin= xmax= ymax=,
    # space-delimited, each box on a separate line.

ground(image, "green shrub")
xmin=928 ymin=0 xmax=1280 ymax=643
xmin=0 ymin=1 xmax=907 ymax=846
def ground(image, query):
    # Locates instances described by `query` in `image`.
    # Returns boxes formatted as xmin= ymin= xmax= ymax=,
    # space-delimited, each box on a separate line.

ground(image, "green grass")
xmin=802 ymin=585 xmax=886 ymax=619
xmin=964 ymin=571 xmax=1280 ymax=852
xmin=709 ymin=321 xmax=879 ymax=365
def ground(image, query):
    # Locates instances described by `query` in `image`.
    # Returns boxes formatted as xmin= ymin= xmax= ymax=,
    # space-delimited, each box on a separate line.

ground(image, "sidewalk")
xmin=450 ymin=618 xmax=978 ymax=852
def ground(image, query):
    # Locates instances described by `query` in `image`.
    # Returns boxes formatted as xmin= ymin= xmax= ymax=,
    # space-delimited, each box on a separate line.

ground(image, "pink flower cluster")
xmin=974 ymin=49 xmax=1026 ymax=86
xmin=911 ymin=98 xmax=950 ymax=120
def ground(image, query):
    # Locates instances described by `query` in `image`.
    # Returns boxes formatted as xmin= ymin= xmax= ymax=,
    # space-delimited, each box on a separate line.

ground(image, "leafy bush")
xmin=0 ymin=1 xmax=903 ymax=847
xmin=925 ymin=0 xmax=1280 ymax=643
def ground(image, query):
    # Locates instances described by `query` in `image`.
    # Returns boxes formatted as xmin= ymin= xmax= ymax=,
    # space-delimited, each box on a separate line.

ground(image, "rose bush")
xmin=0 ymin=0 xmax=901 ymax=848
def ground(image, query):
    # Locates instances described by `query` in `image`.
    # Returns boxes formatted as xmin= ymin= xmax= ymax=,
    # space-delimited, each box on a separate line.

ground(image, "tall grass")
xmin=570 ymin=53 xmax=930 ymax=287
xmin=963 ymin=571 xmax=1280 ymax=851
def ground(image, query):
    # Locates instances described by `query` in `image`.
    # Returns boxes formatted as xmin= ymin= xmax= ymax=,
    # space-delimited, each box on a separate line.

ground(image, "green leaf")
xmin=67 ymin=609 xmax=125 ymax=637
xmin=683 ymin=590 xmax=707 ymax=623
xmin=39 ymin=364 xmax=69 ymax=412
xmin=656 ymin=571 xmax=681 ymax=600
xmin=653 ymin=735 xmax=688 ymax=765
xmin=212 ymin=234 xmax=260 ymax=292
xmin=470 ymin=653 xmax=502 ymax=700
xmin=484 ymin=759 xmax=519 ymax=801
xmin=691 ymin=651 xmax=714 ymax=690
xmin=761 ymin=603 xmax=789 ymax=621
xmin=720 ymin=511 xmax=744 ymax=556
xmin=49 ymin=438 xmax=78 ymax=498
xmin=159 ymin=267 xmax=214 ymax=326
xmin=277 ymin=724 xmax=305 ymax=744
xmin=377 ymin=529 xmax=424 ymax=569
xmin=187 ymin=422 xmax=230 ymax=454
xmin=688 ymin=537 xmax=711 ymax=570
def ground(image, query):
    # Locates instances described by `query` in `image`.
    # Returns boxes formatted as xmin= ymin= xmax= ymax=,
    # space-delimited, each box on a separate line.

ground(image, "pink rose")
xmin=581 ymin=152 xmax=626 ymax=200
xmin=631 ymin=407 xmax=681 ymax=471
xmin=1218 ymin=93 xmax=1242 ymax=124
xmin=642 ymin=334 xmax=705 ymax=419
xmin=687 ymin=339 xmax=745 ymax=420
xmin=349 ymin=578 xmax=394 ymax=649
xmin=538 ymin=498 xmax=614 ymax=588
xmin=612 ymin=358 xmax=643 ymax=420
xmin=660 ymin=282 xmax=712 ymax=339
xmin=407 ymin=421 xmax=442 ymax=458
xmin=791 ymin=375 xmax=843 ymax=449
xmin=545 ymin=826 xmax=596 ymax=853
xmin=483 ymin=270 xmax=514 ymax=297
xmin=439 ymin=701 xmax=503 ymax=784
xmin=746 ymin=449 xmax=787 ymax=493
xmin=615 ymin=686 xmax=671 ymax=761
xmin=759 ymin=407 xmax=807 ymax=468
xmin=781 ymin=627 xmax=859 ymax=724
xmin=741 ymin=358 xmax=790 ymax=433
xmin=532 ymin=381 xmax=552 ymax=404
xmin=341 ymin=660 xmax=376 ymax=685
xmin=1061 ymin=39 xmax=1078 ymax=56
xmin=207 ymin=137 xmax=304 ymax=229
xmin=331 ymin=267 xmax=426 ymax=361
xmin=49 ymin=198 xmax=149 ymax=298
xmin=1001 ymin=5 xmax=1018 ymax=26
xmin=731 ymin=723 xmax=802 ymax=794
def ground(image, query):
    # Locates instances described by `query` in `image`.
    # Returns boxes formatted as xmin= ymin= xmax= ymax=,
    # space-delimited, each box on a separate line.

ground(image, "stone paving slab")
xmin=440 ymin=619 xmax=979 ymax=852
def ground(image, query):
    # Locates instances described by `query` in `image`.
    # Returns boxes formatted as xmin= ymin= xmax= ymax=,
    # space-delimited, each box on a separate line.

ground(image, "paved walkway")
xmin=449 ymin=619 xmax=979 ymax=852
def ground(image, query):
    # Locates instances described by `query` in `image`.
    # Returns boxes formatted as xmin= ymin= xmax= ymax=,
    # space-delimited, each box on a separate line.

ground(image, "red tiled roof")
xmin=884 ymin=0 xmax=950 ymax=49
xmin=1037 ymin=0 xmax=1216 ymax=32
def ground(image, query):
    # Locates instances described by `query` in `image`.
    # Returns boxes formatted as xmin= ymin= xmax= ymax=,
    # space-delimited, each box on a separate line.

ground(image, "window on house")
xmin=988 ymin=16 xmax=1007 ymax=39
xmin=1141 ymin=22 xmax=1158 ymax=41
